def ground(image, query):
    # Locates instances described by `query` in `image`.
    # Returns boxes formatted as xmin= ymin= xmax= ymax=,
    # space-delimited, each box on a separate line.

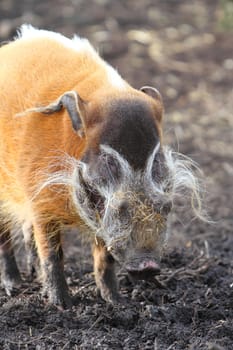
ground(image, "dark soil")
xmin=0 ymin=1 xmax=232 ymax=349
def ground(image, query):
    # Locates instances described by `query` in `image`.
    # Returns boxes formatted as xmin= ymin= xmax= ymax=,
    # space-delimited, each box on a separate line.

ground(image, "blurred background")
xmin=0 ymin=0 xmax=232 ymax=246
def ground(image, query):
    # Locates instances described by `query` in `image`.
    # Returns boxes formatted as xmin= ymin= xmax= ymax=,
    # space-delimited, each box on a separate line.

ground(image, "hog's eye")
xmin=98 ymin=155 xmax=121 ymax=185
xmin=160 ymin=201 xmax=172 ymax=216
xmin=152 ymin=151 xmax=167 ymax=183
xmin=81 ymin=182 xmax=105 ymax=215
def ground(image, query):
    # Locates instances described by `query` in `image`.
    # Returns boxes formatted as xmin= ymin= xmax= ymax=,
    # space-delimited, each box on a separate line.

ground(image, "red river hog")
xmin=0 ymin=25 xmax=203 ymax=307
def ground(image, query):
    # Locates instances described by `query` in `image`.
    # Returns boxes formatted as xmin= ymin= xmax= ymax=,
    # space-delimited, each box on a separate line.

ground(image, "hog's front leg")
xmin=33 ymin=222 xmax=72 ymax=308
xmin=93 ymin=238 xmax=119 ymax=303
xmin=22 ymin=222 xmax=40 ymax=279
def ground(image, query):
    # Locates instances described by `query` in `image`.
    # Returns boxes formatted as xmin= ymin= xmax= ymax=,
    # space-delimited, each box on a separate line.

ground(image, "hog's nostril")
xmin=139 ymin=260 xmax=160 ymax=271
xmin=126 ymin=260 xmax=160 ymax=280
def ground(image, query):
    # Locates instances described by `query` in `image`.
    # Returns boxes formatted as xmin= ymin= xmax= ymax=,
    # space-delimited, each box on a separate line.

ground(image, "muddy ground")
xmin=0 ymin=0 xmax=232 ymax=349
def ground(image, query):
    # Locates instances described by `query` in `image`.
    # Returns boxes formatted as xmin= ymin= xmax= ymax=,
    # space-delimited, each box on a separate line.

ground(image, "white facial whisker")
xmin=145 ymin=142 xmax=161 ymax=181
xmin=162 ymin=147 xmax=207 ymax=221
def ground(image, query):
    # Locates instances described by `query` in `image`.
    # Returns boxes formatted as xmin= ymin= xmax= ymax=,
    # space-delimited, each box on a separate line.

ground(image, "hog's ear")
xmin=140 ymin=86 xmax=163 ymax=105
xmin=55 ymin=91 xmax=86 ymax=134
xmin=19 ymin=91 xmax=87 ymax=136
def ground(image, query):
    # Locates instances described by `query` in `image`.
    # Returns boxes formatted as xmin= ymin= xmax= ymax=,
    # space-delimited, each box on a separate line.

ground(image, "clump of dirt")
xmin=0 ymin=1 xmax=232 ymax=349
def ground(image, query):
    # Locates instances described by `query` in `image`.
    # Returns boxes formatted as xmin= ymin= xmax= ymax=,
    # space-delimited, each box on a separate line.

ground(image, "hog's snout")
xmin=126 ymin=257 xmax=161 ymax=280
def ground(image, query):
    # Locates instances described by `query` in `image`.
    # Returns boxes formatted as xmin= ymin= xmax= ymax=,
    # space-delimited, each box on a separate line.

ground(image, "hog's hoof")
xmin=1 ymin=275 xmax=22 ymax=296
xmin=51 ymin=292 xmax=72 ymax=309
xmin=42 ymin=286 xmax=72 ymax=309
xmin=97 ymin=287 xmax=122 ymax=304
xmin=1 ymin=268 xmax=22 ymax=297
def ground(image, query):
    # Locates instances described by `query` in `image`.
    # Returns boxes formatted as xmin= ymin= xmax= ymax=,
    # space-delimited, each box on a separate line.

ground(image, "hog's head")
xmin=67 ymin=88 xmax=203 ymax=278
xmin=35 ymin=87 xmax=204 ymax=279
